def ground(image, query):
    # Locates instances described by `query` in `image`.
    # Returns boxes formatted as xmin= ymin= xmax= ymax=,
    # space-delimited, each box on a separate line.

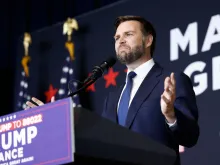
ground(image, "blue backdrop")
xmin=0 ymin=0 xmax=122 ymax=116
xmin=13 ymin=0 xmax=220 ymax=164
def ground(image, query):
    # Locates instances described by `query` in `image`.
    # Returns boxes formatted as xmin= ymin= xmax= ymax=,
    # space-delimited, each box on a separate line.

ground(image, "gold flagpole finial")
xmin=63 ymin=18 xmax=78 ymax=61
xmin=23 ymin=32 xmax=32 ymax=56
xmin=22 ymin=32 xmax=31 ymax=77
xmin=63 ymin=18 xmax=78 ymax=41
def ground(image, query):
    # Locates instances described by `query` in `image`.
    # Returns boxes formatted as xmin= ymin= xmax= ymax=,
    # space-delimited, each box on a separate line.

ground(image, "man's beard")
xmin=116 ymin=43 xmax=145 ymax=65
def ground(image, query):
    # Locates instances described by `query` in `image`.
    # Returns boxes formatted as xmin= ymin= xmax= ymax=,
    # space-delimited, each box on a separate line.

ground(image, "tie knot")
xmin=128 ymin=71 xmax=136 ymax=79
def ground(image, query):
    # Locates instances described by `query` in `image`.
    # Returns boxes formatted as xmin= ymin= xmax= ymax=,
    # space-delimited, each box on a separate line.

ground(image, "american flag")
xmin=16 ymin=71 xmax=31 ymax=111
xmin=57 ymin=56 xmax=81 ymax=107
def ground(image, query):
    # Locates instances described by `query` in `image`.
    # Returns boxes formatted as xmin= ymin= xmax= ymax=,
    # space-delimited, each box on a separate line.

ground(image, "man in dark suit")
xmin=101 ymin=15 xmax=199 ymax=164
xmin=26 ymin=15 xmax=199 ymax=164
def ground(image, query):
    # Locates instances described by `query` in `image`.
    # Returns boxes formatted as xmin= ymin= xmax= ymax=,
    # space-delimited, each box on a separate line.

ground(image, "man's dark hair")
xmin=114 ymin=15 xmax=156 ymax=56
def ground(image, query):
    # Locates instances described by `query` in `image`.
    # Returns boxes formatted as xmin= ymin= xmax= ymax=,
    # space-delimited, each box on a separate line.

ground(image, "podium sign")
xmin=0 ymin=98 xmax=74 ymax=165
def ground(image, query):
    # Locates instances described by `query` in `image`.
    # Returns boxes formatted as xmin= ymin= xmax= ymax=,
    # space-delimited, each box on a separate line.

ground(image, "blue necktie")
xmin=118 ymin=71 xmax=137 ymax=126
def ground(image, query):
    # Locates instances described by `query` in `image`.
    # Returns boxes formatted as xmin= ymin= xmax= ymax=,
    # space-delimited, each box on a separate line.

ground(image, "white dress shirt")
xmin=117 ymin=58 xmax=176 ymax=127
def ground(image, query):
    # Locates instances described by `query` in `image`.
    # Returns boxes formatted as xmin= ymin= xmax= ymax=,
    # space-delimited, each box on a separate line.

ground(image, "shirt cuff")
xmin=166 ymin=119 xmax=177 ymax=127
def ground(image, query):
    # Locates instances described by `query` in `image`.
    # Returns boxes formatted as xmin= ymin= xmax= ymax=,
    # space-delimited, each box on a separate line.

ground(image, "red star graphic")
xmin=86 ymin=73 xmax=96 ymax=92
xmin=86 ymin=83 xmax=96 ymax=92
xmin=104 ymin=68 xmax=119 ymax=88
xmin=44 ymin=84 xmax=58 ymax=102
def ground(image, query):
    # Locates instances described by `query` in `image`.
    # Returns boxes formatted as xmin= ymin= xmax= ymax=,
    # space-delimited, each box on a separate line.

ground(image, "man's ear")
xmin=145 ymin=34 xmax=153 ymax=48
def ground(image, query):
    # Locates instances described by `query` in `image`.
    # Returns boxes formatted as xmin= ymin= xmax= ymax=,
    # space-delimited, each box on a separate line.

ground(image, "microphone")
xmin=83 ymin=57 xmax=116 ymax=84
xmin=67 ymin=57 xmax=116 ymax=97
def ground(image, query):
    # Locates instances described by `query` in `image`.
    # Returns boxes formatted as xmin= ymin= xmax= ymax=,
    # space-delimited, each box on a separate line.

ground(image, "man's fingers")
xmin=165 ymin=88 xmax=173 ymax=98
xmin=170 ymin=72 xmax=176 ymax=86
xmin=24 ymin=97 xmax=53 ymax=111
xmin=164 ymin=77 xmax=170 ymax=89
xmin=161 ymin=94 xmax=170 ymax=105
xmin=51 ymin=96 xmax=55 ymax=102
xmin=24 ymin=106 xmax=30 ymax=110
xmin=32 ymin=97 xmax=44 ymax=106
xmin=162 ymin=86 xmax=176 ymax=103
xmin=26 ymin=101 xmax=37 ymax=108
xmin=165 ymin=78 xmax=175 ymax=92
xmin=167 ymin=83 xmax=175 ymax=93
xmin=163 ymin=89 xmax=173 ymax=102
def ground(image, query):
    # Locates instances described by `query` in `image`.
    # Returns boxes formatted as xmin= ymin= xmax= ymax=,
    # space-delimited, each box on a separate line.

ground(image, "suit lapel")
xmin=125 ymin=63 xmax=163 ymax=128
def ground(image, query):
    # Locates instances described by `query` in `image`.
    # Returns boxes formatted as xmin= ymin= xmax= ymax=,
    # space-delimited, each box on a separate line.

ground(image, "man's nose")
xmin=119 ymin=37 xmax=126 ymax=44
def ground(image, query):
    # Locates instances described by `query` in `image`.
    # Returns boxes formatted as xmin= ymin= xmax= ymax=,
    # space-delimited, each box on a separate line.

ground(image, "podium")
xmin=0 ymin=98 xmax=176 ymax=165
xmin=72 ymin=106 xmax=176 ymax=165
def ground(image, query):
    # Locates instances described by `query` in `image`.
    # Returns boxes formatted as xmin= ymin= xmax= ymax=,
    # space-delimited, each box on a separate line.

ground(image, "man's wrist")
xmin=164 ymin=111 xmax=176 ymax=124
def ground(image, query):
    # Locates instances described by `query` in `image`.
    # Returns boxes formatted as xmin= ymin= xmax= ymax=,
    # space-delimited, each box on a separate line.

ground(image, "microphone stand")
xmin=67 ymin=78 xmax=97 ymax=97
xmin=67 ymin=65 xmax=105 ymax=98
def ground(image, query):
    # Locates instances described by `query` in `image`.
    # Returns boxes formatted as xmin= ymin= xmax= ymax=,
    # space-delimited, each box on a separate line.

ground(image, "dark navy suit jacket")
xmin=102 ymin=62 xmax=199 ymax=164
